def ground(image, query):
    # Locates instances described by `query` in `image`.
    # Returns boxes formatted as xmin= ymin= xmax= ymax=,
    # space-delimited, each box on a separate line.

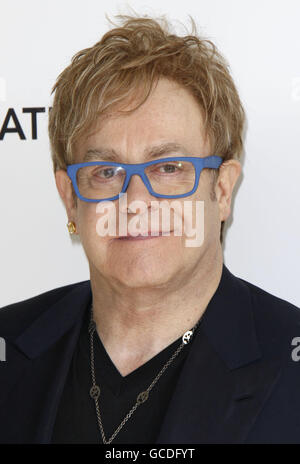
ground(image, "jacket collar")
xmin=13 ymin=281 xmax=92 ymax=359
xmin=200 ymin=263 xmax=261 ymax=369
xmin=12 ymin=263 xmax=261 ymax=368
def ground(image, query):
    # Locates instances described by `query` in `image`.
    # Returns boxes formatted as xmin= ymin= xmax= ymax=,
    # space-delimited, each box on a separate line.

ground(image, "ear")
xmin=55 ymin=170 xmax=78 ymax=233
xmin=215 ymin=160 xmax=241 ymax=222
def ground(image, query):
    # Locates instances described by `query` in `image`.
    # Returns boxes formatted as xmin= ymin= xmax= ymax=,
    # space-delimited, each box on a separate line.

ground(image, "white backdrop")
xmin=0 ymin=0 xmax=299 ymax=308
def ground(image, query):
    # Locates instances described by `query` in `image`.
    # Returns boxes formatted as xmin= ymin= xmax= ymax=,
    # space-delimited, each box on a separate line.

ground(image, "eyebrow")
xmin=82 ymin=142 xmax=190 ymax=163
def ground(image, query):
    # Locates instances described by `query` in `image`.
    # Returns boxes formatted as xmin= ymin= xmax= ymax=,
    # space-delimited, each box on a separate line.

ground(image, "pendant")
xmin=90 ymin=384 xmax=100 ymax=400
xmin=137 ymin=390 xmax=149 ymax=404
xmin=182 ymin=330 xmax=193 ymax=344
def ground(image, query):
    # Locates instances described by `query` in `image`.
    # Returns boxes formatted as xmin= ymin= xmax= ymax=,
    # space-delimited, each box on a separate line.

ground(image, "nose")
xmin=123 ymin=174 xmax=156 ymax=207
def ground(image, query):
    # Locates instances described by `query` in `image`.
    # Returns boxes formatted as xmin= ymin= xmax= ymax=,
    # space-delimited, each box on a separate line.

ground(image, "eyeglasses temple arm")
xmin=202 ymin=156 xmax=223 ymax=168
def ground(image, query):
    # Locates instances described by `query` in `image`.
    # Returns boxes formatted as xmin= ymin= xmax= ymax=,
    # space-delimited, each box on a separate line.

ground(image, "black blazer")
xmin=1 ymin=264 xmax=300 ymax=444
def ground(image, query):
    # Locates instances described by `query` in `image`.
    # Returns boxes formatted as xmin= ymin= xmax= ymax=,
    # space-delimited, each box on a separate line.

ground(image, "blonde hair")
xmin=48 ymin=13 xmax=245 ymax=243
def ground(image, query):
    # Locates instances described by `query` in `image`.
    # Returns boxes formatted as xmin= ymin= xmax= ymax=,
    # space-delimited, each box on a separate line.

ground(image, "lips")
xmin=117 ymin=231 xmax=172 ymax=240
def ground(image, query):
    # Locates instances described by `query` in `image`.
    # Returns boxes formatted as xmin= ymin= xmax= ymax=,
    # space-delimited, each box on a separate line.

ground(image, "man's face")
xmin=60 ymin=78 xmax=232 ymax=288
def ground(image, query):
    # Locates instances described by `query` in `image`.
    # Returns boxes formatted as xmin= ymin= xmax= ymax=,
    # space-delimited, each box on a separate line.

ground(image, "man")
xmin=0 ymin=14 xmax=299 ymax=444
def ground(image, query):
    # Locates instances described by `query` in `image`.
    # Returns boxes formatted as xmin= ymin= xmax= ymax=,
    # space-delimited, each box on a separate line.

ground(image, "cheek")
xmin=76 ymin=204 xmax=96 ymax=230
xmin=76 ymin=203 xmax=105 ymax=251
xmin=181 ymin=181 xmax=220 ymax=241
xmin=77 ymin=202 xmax=119 ymax=252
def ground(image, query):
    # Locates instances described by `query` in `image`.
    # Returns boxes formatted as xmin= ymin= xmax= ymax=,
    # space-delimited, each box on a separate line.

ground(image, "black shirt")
xmin=51 ymin=306 xmax=200 ymax=444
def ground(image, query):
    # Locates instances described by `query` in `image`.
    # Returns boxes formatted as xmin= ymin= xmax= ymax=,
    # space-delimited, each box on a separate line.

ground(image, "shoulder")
xmin=237 ymin=274 xmax=300 ymax=354
xmin=0 ymin=280 xmax=90 ymax=337
xmin=239 ymin=274 xmax=300 ymax=323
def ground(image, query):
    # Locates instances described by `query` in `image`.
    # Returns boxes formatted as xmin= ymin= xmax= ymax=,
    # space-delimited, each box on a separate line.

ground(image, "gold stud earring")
xmin=67 ymin=221 xmax=76 ymax=235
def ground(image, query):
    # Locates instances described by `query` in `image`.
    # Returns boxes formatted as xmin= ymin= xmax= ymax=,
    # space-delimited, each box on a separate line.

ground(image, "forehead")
xmin=74 ymin=78 xmax=209 ymax=162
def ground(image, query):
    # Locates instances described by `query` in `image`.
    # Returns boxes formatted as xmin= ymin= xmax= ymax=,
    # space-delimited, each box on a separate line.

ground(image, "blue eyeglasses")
xmin=67 ymin=155 xmax=223 ymax=202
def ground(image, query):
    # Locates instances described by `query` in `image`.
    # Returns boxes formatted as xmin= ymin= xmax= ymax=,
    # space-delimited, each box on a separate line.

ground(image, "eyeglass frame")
xmin=66 ymin=155 xmax=223 ymax=203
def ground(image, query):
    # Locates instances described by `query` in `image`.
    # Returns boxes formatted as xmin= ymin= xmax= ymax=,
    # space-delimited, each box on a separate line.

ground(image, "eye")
xmin=93 ymin=166 xmax=124 ymax=180
xmin=95 ymin=167 xmax=116 ymax=178
xmin=151 ymin=161 xmax=183 ymax=175
xmin=158 ymin=163 xmax=182 ymax=173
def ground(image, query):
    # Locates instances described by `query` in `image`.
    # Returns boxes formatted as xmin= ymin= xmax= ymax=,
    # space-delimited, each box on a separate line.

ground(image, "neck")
xmin=90 ymin=246 xmax=223 ymax=376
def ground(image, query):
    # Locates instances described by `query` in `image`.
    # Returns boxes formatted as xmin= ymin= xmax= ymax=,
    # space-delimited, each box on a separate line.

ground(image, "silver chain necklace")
xmin=88 ymin=305 xmax=202 ymax=444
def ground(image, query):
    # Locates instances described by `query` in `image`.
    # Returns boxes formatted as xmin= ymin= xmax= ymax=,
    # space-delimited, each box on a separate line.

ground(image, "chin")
xmin=113 ymin=260 xmax=178 ymax=288
xmin=117 ymin=274 xmax=172 ymax=289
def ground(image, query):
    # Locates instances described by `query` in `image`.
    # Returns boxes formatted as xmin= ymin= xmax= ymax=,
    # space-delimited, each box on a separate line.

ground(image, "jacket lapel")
xmin=155 ymin=265 xmax=283 ymax=444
